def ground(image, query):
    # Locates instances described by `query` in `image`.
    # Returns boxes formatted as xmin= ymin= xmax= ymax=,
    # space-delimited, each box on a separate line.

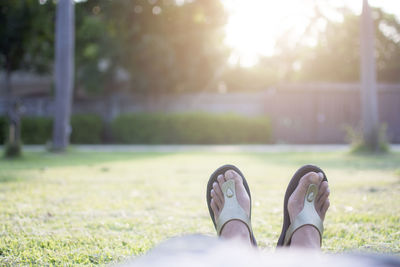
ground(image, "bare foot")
xmin=287 ymin=172 xmax=330 ymax=249
xmin=210 ymin=170 xmax=251 ymax=244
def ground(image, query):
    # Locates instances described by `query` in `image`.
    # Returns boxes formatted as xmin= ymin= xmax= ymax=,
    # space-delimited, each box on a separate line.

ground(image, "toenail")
xmin=318 ymin=172 xmax=324 ymax=179
xmin=306 ymin=172 xmax=317 ymax=181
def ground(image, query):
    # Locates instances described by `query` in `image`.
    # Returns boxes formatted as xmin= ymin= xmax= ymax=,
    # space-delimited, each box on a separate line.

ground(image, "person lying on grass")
xmin=120 ymin=165 xmax=399 ymax=267
xmin=207 ymin=165 xmax=329 ymax=248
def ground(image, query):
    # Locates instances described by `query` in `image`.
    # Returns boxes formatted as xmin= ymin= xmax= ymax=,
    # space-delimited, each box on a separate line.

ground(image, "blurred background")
xmin=1 ymin=0 xmax=399 ymax=147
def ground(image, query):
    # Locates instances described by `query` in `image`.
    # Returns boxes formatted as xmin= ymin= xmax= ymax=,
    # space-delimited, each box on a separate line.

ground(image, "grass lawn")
xmin=0 ymin=149 xmax=399 ymax=265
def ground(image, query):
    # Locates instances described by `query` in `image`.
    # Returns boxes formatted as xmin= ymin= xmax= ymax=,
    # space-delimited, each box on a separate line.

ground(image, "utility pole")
xmin=360 ymin=0 xmax=379 ymax=151
xmin=52 ymin=0 xmax=75 ymax=151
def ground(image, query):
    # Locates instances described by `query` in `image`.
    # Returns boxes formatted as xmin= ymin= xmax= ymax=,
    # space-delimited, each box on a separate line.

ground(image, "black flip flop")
xmin=206 ymin=164 xmax=257 ymax=246
xmin=277 ymin=164 xmax=328 ymax=247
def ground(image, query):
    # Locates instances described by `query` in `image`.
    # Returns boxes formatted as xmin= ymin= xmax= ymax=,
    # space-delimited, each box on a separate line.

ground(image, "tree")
xmin=0 ymin=0 xmax=54 ymax=157
xmin=373 ymin=8 xmax=400 ymax=82
xmin=73 ymin=0 xmax=228 ymax=95
xmin=360 ymin=0 xmax=379 ymax=151
xmin=52 ymin=0 xmax=75 ymax=151
xmin=237 ymin=4 xmax=400 ymax=89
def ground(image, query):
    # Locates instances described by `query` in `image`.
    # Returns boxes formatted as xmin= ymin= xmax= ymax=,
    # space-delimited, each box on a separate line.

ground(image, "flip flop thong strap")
xmin=216 ymin=179 xmax=252 ymax=236
xmin=283 ymin=184 xmax=324 ymax=246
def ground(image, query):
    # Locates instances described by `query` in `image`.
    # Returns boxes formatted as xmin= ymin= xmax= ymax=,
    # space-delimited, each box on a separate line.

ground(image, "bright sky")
xmin=221 ymin=0 xmax=400 ymax=67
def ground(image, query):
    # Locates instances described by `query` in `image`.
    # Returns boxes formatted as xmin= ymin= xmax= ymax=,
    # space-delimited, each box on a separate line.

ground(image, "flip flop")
xmin=206 ymin=164 xmax=257 ymax=246
xmin=277 ymin=164 xmax=328 ymax=247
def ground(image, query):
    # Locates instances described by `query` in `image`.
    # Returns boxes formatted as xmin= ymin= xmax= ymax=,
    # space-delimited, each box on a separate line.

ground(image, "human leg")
xmin=277 ymin=165 xmax=330 ymax=248
xmin=207 ymin=165 xmax=256 ymax=246
xmin=288 ymin=172 xmax=330 ymax=248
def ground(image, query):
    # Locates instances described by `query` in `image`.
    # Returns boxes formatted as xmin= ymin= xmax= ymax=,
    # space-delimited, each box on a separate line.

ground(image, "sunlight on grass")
xmin=0 ymin=151 xmax=399 ymax=265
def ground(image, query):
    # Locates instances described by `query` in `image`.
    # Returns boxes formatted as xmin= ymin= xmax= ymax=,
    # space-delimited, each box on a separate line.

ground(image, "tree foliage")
xmin=0 ymin=0 xmax=54 ymax=156
xmin=293 ymin=8 xmax=400 ymax=83
xmin=74 ymin=0 xmax=228 ymax=95
xmin=1 ymin=1 xmax=400 ymax=95
xmin=0 ymin=0 xmax=54 ymax=74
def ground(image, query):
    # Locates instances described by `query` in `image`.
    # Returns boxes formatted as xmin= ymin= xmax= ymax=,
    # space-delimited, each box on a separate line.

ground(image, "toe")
xmin=318 ymin=181 xmax=329 ymax=197
xmin=211 ymin=184 xmax=223 ymax=209
xmin=224 ymin=170 xmax=243 ymax=184
xmin=217 ymin=174 xmax=225 ymax=188
xmin=320 ymin=198 xmax=330 ymax=220
xmin=210 ymin=198 xmax=219 ymax=218
xmin=297 ymin=171 xmax=322 ymax=196
xmin=316 ymin=181 xmax=329 ymax=210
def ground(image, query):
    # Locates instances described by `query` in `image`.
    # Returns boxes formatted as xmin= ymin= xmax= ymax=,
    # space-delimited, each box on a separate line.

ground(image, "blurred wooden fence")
xmin=0 ymin=83 xmax=399 ymax=143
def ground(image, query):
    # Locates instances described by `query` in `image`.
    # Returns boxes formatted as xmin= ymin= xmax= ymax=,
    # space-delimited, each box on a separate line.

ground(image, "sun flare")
xmin=221 ymin=0 xmax=317 ymax=67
